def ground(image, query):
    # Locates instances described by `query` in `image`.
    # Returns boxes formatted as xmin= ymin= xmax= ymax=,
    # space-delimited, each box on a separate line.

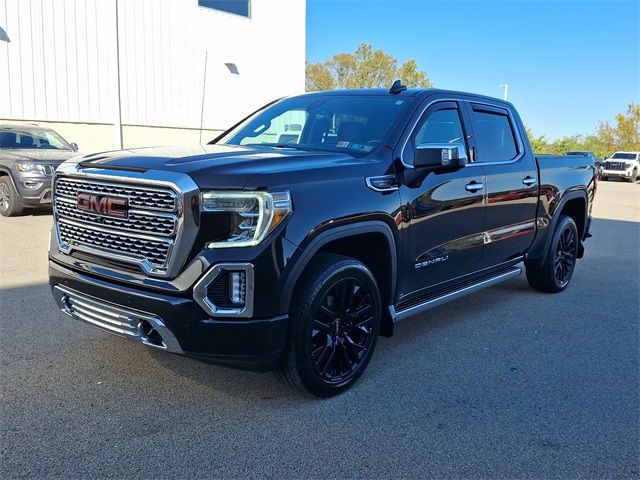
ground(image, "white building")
xmin=0 ymin=0 xmax=306 ymax=152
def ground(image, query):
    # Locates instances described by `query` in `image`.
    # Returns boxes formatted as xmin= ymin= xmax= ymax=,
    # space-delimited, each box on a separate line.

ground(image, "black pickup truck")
xmin=49 ymin=85 xmax=596 ymax=396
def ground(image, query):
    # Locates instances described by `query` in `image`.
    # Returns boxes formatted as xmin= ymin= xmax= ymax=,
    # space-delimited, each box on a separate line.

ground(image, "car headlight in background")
xmin=201 ymin=191 xmax=292 ymax=248
xmin=15 ymin=161 xmax=45 ymax=173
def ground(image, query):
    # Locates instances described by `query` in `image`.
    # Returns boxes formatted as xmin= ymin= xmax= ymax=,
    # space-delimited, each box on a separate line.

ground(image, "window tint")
xmin=471 ymin=109 xmax=518 ymax=162
xmin=414 ymin=108 xmax=466 ymax=147
xmin=199 ymin=0 xmax=249 ymax=17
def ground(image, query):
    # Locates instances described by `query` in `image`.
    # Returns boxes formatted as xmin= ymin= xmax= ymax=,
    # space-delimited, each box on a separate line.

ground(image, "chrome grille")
xmin=54 ymin=175 xmax=181 ymax=275
xmin=55 ymin=196 xmax=176 ymax=236
xmin=43 ymin=164 xmax=57 ymax=176
xmin=58 ymin=220 xmax=172 ymax=268
xmin=57 ymin=286 xmax=138 ymax=337
xmin=604 ymin=161 xmax=625 ymax=171
xmin=56 ymin=177 xmax=177 ymax=211
xmin=52 ymin=285 xmax=184 ymax=352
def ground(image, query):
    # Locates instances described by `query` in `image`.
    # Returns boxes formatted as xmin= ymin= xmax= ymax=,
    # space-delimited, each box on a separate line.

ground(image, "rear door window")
xmin=470 ymin=106 xmax=519 ymax=162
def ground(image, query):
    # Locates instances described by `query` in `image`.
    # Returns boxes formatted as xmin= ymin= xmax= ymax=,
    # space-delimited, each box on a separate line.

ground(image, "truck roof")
xmin=302 ymin=87 xmax=512 ymax=106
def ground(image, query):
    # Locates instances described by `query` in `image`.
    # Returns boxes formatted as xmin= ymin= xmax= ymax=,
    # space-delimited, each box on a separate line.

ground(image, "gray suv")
xmin=0 ymin=124 xmax=79 ymax=216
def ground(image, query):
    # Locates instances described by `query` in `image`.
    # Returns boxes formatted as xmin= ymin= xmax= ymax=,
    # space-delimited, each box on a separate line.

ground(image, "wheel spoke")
xmin=318 ymin=344 xmax=336 ymax=376
xmin=312 ymin=318 xmax=330 ymax=333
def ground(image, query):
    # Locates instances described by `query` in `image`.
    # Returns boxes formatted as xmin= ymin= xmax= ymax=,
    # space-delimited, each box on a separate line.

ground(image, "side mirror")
xmin=70 ymin=143 xmax=79 ymax=151
xmin=414 ymin=143 xmax=467 ymax=170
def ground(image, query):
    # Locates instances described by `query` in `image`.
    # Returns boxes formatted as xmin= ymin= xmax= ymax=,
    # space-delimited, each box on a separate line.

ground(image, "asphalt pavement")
xmin=0 ymin=180 xmax=638 ymax=479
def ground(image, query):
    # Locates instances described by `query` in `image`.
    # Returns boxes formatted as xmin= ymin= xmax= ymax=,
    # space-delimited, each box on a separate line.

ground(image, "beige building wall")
xmin=0 ymin=119 xmax=223 ymax=154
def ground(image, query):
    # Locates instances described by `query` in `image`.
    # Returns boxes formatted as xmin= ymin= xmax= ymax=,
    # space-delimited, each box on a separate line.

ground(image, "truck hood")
xmin=73 ymin=144 xmax=361 ymax=189
xmin=1 ymin=149 xmax=78 ymax=163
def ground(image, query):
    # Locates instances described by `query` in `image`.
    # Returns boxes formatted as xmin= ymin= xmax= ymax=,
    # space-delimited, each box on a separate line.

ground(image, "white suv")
xmin=601 ymin=151 xmax=640 ymax=182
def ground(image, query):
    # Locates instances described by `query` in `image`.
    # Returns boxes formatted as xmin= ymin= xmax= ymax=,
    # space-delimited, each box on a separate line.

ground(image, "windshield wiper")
xmin=270 ymin=144 xmax=311 ymax=151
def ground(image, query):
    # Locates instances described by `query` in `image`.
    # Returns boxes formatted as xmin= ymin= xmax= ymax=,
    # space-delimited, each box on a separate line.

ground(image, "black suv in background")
xmin=49 ymin=86 xmax=596 ymax=396
xmin=0 ymin=124 xmax=79 ymax=216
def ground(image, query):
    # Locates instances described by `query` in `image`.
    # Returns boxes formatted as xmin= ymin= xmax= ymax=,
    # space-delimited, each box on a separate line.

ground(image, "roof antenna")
xmin=389 ymin=79 xmax=407 ymax=94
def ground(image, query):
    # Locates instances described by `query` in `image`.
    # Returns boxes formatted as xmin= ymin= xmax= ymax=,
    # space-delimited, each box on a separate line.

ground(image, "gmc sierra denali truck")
xmin=49 ymin=85 xmax=596 ymax=397
xmin=601 ymin=151 xmax=639 ymax=182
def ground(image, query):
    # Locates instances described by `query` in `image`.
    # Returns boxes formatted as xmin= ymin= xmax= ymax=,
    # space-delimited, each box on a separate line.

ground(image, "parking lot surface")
xmin=1 ymin=180 xmax=638 ymax=479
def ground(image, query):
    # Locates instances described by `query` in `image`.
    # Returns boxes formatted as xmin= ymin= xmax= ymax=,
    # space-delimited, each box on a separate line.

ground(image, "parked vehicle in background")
xmin=0 ymin=124 xmax=79 ymax=216
xmin=48 ymin=85 xmax=596 ymax=397
xmin=601 ymin=152 xmax=640 ymax=182
xmin=566 ymin=151 xmax=603 ymax=176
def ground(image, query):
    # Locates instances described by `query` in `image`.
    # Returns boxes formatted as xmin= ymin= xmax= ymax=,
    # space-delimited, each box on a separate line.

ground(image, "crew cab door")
xmin=462 ymin=101 xmax=538 ymax=269
xmin=397 ymin=99 xmax=486 ymax=303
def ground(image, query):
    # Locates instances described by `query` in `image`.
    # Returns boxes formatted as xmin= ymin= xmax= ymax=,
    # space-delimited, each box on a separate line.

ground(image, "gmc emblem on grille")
xmin=77 ymin=192 xmax=129 ymax=218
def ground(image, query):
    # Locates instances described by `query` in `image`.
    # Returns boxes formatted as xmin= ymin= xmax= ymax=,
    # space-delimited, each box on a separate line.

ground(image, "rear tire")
xmin=0 ymin=177 xmax=24 ymax=217
xmin=275 ymin=254 xmax=381 ymax=397
xmin=525 ymin=215 xmax=579 ymax=293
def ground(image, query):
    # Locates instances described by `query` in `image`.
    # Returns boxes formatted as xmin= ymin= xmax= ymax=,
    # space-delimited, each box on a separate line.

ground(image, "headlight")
xmin=201 ymin=191 xmax=292 ymax=248
xmin=15 ymin=162 xmax=44 ymax=173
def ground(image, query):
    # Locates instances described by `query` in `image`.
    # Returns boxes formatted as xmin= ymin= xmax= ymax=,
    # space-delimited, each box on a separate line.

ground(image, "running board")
xmin=390 ymin=266 xmax=522 ymax=322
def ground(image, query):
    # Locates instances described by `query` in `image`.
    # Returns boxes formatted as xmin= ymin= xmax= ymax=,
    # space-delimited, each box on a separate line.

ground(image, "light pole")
xmin=114 ymin=0 xmax=123 ymax=149
xmin=500 ymin=84 xmax=509 ymax=101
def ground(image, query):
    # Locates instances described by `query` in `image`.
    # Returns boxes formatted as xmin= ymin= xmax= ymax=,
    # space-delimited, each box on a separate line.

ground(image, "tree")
xmin=601 ymin=102 xmax=640 ymax=152
xmin=526 ymin=127 xmax=549 ymax=153
xmin=527 ymin=102 xmax=639 ymax=158
xmin=306 ymin=43 xmax=433 ymax=92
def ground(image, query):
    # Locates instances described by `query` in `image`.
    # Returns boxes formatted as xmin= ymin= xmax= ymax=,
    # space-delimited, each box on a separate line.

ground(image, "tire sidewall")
xmin=290 ymin=261 xmax=382 ymax=396
xmin=0 ymin=177 xmax=20 ymax=217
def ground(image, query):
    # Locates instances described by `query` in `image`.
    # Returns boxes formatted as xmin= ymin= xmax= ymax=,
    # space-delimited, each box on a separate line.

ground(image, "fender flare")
xmin=527 ymin=188 xmax=588 ymax=267
xmin=279 ymin=220 xmax=398 ymax=314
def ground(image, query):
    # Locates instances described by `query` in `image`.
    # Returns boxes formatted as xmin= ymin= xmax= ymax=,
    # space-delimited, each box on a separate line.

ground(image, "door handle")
xmin=522 ymin=176 xmax=537 ymax=186
xmin=465 ymin=181 xmax=484 ymax=192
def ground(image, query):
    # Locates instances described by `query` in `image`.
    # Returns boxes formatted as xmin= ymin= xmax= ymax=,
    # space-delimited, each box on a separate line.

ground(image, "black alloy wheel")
xmin=553 ymin=226 xmax=577 ymax=288
xmin=309 ymin=277 xmax=377 ymax=384
xmin=525 ymin=214 xmax=579 ymax=293
xmin=276 ymin=254 xmax=381 ymax=397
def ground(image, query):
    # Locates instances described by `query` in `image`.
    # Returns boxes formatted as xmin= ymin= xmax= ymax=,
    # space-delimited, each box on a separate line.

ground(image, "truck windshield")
xmin=218 ymin=95 xmax=414 ymax=156
xmin=611 ymin=153 xmax=637 ymax=160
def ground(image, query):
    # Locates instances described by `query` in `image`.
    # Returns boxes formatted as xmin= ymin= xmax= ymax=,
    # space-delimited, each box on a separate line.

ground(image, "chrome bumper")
xmin=52 ymin=284 xmax=183 ymax=354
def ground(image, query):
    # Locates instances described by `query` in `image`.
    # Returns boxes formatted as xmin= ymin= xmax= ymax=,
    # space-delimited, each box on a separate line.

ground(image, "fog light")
xmin=229 ymin=271 xmax=246 ymax=305
xmin=22 ymin=180 xmax=43 ymax=189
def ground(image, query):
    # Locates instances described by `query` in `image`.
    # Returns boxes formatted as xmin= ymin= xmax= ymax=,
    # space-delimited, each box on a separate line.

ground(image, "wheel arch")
xmin=527 ymin=189 xmax=588 ymax=267
xmin=0 ymin=166 xmax=18 ymax=191
xmin=280 ymin=220 xmax=398 ymax=337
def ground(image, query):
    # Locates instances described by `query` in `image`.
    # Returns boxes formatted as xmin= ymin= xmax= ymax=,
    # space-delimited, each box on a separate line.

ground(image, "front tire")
xmin=276 ymin=254 xmax=382 ymax=397
xmin=0 ymin=177 xmax=24 ymax=217
xmin=525 ymin=215 xmax=579 ymax=293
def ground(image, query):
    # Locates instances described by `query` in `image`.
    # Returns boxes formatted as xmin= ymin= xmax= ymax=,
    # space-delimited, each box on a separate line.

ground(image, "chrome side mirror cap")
xmin=414 ymin=142 xmax=468 ymax=170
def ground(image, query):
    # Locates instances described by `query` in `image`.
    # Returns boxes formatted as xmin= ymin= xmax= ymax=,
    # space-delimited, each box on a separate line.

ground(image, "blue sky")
xmin=306 ymin=0 xmax=640 ymax=140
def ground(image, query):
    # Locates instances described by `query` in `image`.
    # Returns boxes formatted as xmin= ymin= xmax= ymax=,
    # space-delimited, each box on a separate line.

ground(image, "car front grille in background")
xmin=604 ymin=161 xmax=625 ymax=171
xmin=43 ymin=165 xmax=57 ymax=176
xmin=54 ymin=176 xmax=181 ymax=274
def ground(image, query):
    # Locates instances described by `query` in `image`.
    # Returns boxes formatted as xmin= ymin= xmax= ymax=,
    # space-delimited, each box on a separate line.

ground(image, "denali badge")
xmin=77 ymin=192 xmax=129 ymax=218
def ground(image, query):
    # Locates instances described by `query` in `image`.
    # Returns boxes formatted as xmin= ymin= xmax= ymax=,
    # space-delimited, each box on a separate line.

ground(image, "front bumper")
xmin=14 ymin=173 xmax=54 ymax=206
xmin=601 ymin=168 xmax=635 ymax=178
xmin=49 ymin=260 xmax=289 ymax=371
